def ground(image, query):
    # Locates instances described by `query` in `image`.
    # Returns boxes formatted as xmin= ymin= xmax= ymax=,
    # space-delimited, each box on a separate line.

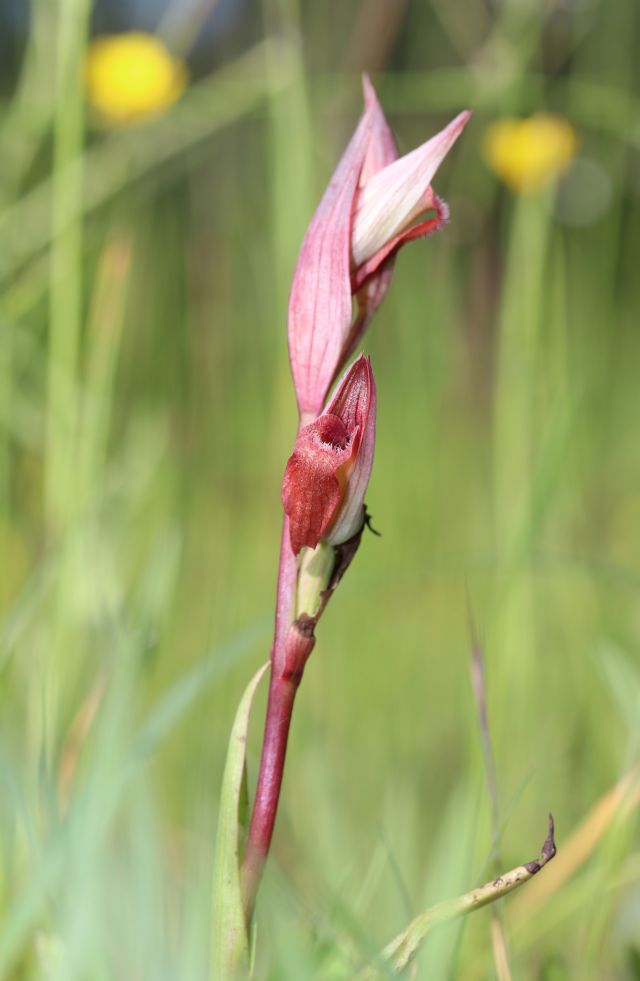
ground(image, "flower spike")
xmin=239 ymin=78 xmax=471 ymax=927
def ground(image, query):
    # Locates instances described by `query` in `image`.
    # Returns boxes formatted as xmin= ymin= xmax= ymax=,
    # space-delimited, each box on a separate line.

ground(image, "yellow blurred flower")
xmin=85 ymin=32 xmax=187 ymax=125
xmin=483 ymin=115 xmax=577 ymax=193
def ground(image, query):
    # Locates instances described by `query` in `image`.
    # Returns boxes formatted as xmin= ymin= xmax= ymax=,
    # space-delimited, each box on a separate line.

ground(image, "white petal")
xmin=351 ymin=111 xmax=470 ymax=267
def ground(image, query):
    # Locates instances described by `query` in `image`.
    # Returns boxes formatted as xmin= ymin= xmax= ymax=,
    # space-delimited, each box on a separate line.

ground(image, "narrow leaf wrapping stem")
xmin=211 ymin=662 xmax=269 ymax=980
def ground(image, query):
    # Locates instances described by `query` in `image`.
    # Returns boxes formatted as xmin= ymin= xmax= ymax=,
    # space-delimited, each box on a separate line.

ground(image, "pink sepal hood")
xmin=287 ymin=77 xmax=470 ymax=419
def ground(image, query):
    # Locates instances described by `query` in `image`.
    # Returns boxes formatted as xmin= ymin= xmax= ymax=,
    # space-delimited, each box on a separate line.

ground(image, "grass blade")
xmin=359 ymin=817 xmax=556 ymax=979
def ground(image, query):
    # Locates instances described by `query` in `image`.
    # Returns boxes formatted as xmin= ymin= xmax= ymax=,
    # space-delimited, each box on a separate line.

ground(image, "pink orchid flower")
xmin=281 ymin=355 xmax=376 ymax=555
xmin=288 ymin=77 xmax=471 ymax=418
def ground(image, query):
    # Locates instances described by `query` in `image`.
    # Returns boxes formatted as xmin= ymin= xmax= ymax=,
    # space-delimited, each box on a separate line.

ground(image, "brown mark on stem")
xmin=524 ymin=814 xmax=557 ymax=873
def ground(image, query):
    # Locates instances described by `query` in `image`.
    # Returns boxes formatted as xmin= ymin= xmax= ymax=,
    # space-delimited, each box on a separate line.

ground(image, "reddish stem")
xmin=240 ymin=517 xmax=304 ymax=922
xmin=240 ymin=671 xmax=298 ymax=920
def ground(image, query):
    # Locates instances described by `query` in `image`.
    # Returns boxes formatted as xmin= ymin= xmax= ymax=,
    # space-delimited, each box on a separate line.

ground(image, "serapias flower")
xmin=350 ymin=106 xmax=469 ymax=282
xmin=85 ymin=32 xmax=187 ymax=125
xmin=288 ymin=77 xmax=470 ymax=418
xmin=483 ymin=115 xmax=577 ymax=193
xmin=282 ymin=355 xmax=376 ymax=555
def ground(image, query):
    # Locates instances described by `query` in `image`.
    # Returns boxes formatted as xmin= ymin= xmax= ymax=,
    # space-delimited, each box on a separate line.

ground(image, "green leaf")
xmin=211 ymin=662 xmax=269 ymax=980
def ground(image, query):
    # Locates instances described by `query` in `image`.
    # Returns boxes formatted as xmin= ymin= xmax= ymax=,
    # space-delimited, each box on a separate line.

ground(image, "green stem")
xmin=45 ymin=0 xmax=90 ymax=538
xmin=0 ymin=331 xmax=10 ymax=519
xmin=492 ymin=191 xmax=551 ymax=734
xmin=39 ymin=0 xmax=90 ymax=769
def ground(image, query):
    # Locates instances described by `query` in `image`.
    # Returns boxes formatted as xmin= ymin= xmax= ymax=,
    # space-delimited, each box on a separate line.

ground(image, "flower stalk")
xmin=240 ymin=611 xmax=311 ymax=919
xmin=241 ymin=355 xmax=376 ymax=921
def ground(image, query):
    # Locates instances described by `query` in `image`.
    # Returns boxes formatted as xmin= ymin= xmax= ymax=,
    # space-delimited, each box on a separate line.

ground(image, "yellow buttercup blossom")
xmin=483 ymin=115 xmax=577 ymax=193
xmin=85 ymin=32 xmax=187 ymax=125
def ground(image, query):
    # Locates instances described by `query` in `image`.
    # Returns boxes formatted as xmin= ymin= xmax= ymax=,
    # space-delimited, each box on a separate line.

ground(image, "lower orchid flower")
xmin=282 ymin=355 xmax=376 ymax=555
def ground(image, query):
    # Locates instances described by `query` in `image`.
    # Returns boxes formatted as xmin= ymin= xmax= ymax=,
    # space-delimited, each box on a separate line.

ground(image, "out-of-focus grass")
xmin=0 ymin=0 xmax=639 ymax=977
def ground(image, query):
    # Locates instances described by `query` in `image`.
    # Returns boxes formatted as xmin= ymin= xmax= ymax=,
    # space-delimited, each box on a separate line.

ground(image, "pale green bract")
xmin=211 ymin=662 xmax=269 ymax=980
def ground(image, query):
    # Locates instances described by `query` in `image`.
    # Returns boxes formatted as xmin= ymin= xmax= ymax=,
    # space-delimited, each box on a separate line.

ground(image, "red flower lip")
xmin=281 ymin=355 xmax=376 ymax=555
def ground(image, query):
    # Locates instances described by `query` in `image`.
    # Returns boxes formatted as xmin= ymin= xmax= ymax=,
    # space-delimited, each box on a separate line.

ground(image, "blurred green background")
xmin=0 ymin=0 xmax=639 ymax=977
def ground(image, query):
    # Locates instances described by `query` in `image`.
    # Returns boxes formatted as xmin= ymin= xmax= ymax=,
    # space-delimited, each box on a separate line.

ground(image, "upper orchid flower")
xmin=350 ymin=107 xmax=470 ymax=286
xmin=281 ymin=355 xmax=376 ymax=555
xmin=287 ymin=77 xmax=470 ymax=418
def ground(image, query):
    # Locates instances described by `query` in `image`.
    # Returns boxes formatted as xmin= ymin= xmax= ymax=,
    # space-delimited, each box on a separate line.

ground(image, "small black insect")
xmin=363 ymin=506 xmax=382 ymax=537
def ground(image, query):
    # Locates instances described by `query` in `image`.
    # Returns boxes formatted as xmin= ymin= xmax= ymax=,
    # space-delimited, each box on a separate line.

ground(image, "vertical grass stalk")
xmin=46 ymin=0 xmax=90 ymax=538
xmin=492 ymin=192 xmax=551 ymax=733
xmin=41 ymin=0 xmax=91 ymax=762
